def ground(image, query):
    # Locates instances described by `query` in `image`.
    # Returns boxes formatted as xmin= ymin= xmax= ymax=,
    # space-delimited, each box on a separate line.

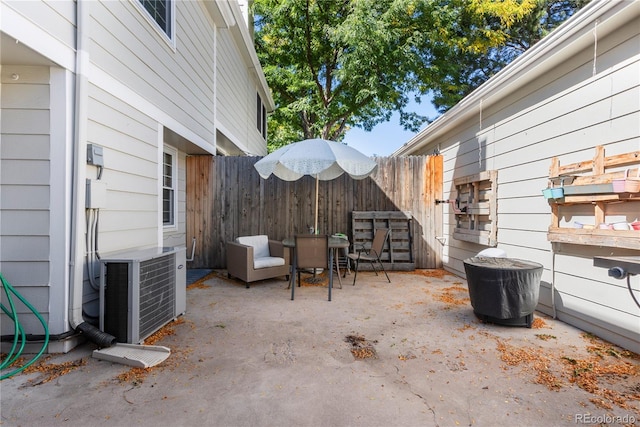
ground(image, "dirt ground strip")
xmin=1 ymin=269 xmax=638 ymax=427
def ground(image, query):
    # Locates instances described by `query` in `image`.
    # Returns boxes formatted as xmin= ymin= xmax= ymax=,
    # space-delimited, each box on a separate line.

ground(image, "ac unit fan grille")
xmin=139 ymin=255 xmax=176 ymax=339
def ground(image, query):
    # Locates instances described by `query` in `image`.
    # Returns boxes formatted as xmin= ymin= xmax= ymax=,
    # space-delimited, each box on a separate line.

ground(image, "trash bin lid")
xmin=463 ymin=257 xmax=543 ymax=271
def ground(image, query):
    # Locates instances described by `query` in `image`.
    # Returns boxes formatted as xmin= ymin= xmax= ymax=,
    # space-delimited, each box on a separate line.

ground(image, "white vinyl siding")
xmin=216 ymin=28 xmax=267 ymax=155
xmin=86 ymin=85 xmax=160 ymax=252
xmin=88 ymin=0 xmax=215 ymax=150
xmin=0 ymin=65 xmax=52 ymax=335
xmin=400 ymin=14 xmax=639 ymax=351
xmin=3 ymin=0 xmax=76 ymax=53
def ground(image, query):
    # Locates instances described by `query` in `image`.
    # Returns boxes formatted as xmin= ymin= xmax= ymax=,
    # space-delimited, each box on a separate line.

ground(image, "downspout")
xmin=69 ymin=0 xmax=115 ymax=347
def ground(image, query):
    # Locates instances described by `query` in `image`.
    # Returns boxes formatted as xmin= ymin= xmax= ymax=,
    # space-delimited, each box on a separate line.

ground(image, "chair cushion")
xmin=236 ymin=235 xmax=270 ymax=260
xmin=254 ymin=256 xmax=285 ymax=269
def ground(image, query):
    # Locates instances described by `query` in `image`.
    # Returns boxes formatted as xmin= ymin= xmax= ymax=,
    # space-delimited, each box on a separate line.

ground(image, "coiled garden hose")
xmin=1 ymin=273 xmax=49 ymax=380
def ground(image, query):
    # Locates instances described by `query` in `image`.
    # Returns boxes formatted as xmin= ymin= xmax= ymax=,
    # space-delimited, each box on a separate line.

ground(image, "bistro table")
xmin=283 ymin=236 xmax=350 ymax=301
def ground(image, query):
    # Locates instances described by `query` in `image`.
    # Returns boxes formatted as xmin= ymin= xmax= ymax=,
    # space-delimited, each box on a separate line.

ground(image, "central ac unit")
xmin=99 ymin=246 xmax=186 ymax=344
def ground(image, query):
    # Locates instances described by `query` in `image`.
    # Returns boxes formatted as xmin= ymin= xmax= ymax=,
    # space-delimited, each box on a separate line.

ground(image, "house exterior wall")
xmin=4 ymin=0 xmax=76 ymax=54
xmin=1 ymin=0 xmax=271 ymax=351
xmin=216 ymin=27 xmax=268 ymax=156
xmin=87 ymin=0 xmax=216 ymax=151
xmin=393 ymin=1 xmax=639 ymax=352
xmin=1 ymin=66 xmax=54 ymax=334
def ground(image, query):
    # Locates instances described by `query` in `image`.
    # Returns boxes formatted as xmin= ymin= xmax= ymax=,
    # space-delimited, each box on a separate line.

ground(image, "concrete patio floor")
xmin=1 ymin=269 xmax=638 ymax=427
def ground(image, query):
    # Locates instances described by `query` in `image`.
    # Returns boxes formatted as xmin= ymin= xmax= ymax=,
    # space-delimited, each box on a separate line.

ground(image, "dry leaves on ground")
xmin=406 ymin=269 xmax=453 ymax=279
xmin=345 ymin=335 xmax=377 ymax=359
xmin=496 ymin=334 xmax=640 ymax=414
xmin=434 ymin=285 xmax=470 ymax=307
xmin=116 ymin=317 xmax=188 ymax=385
xmin=531 ymin=317 xmax=548 ymax=329
xmin=17 ymin=356 xmax=88 ymax=386
xmin=187 ymin=281 xmax=211 ymax=290
xmin=187 ymin=271 xmax=220 ymax=289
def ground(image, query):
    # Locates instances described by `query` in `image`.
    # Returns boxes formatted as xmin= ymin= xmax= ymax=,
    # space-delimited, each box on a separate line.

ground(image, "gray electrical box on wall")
xmin=87 ymin=144 xmax=104 ymax=167
xmin=86 ymin=179 xmax=107 ymax=208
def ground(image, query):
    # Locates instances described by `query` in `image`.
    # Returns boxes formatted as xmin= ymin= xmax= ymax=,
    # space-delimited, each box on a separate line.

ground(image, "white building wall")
xmin=87 ymin=0 xmax=216 ymax=152
xmin=216 ymin=28 xmax=267 ymax=155
xmin=1 ymin=65 xmax=53 ymax=334
xmin=0 ymin=0 xmax=233 ymax=347
xmin=395 ymin=4 xmax=639 ymax=351
xmin=4 ymin=0 xmax=76 ymax=53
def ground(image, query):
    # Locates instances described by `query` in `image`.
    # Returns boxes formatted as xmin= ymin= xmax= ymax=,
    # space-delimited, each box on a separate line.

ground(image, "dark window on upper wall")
xmin=138 ymin=0 xmax=172 ymax=38
xmin=257 ymin=93 xmax=266 ymax=140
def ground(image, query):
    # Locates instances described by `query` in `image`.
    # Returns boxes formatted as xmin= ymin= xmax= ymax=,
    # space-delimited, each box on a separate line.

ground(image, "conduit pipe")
xmin=68 ymin=0 xmax=115 ymax=348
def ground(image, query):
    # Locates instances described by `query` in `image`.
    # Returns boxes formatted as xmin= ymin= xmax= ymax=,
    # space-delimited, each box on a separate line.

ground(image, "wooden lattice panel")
xmin=351 ymin=211 xmax=415 ymax=270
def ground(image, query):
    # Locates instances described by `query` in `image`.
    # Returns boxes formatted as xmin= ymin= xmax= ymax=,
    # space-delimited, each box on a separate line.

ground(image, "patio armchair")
xmin=227 ymin=235 xmax=290 ymax=288
xmin=346 ymin=228 xmax=391 ymax=286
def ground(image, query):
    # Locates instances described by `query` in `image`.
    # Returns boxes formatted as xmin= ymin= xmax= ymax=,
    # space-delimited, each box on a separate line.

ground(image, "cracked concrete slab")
xmin=1 ymin=270 xmax=638 ymax=427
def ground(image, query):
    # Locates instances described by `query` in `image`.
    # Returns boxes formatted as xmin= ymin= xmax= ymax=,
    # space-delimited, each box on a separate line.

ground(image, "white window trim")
xmin=162 ymin=144 xmax=178 ymax=231
xmin=131 ymin=0 xmax=176 ymax=50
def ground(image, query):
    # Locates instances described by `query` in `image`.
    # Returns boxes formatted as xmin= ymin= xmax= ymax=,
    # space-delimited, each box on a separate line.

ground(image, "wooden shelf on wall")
xmin=452 ymin=170 xmax=498 ymax=247
xmin=546 ymin=146 xmax=640 ymax=250
xmin=548 ymin=227 xmax=640 ymax=250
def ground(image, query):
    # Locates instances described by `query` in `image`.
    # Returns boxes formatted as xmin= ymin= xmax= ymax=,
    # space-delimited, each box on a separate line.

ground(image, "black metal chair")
xmin=346 ymin=228 xmax=391 ymax=286
xmin=292 ymin=234 xmax=333 ymax=301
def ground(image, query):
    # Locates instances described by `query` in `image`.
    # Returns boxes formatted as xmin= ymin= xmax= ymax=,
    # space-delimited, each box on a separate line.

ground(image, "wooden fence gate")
xmin=186 ymin=155 xmax=442 ymax=269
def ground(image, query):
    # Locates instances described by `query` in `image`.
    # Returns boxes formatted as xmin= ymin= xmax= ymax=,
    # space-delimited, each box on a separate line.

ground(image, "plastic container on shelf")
xmin=542 ymin=179 xmax=564 ymax=200
xmin=624 ymin=169 xmax=640 ymax=193
xmin=612 ymin=222 xmax=631 ymax=230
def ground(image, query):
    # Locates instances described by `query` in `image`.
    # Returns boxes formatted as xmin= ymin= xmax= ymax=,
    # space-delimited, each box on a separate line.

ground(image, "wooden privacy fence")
xmin=186 ymin=154 xmax=442 ymax=270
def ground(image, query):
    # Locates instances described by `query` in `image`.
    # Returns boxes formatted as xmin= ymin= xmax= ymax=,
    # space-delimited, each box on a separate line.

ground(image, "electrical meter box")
xmin=86 ymin=179 xmax=107 ymax=209
xmin=87 ymin=144 xmax=104 ymax=167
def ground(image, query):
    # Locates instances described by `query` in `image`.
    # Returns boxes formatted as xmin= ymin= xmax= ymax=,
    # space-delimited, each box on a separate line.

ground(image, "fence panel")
xmin=187 ymin=154 xmax=442 ymax=269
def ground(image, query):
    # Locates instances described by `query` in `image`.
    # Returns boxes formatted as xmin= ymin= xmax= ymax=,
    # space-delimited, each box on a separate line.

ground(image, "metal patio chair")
xmin=346 ymin=228 xmax=391 ymax=286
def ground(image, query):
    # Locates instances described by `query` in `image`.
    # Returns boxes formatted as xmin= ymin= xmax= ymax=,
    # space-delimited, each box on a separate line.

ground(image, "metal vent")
xmin=138 ymin=255 xmax=176 ymax=339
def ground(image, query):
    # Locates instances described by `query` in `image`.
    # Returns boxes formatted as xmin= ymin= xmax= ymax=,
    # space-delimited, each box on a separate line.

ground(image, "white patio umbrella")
xmin=254 ymin=138 xmax=378 ymax=234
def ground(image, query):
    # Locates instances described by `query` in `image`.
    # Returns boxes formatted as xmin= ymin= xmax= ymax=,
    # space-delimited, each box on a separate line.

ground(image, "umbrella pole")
xmin=305 ymin=174 xmax=324 ymax=284
xmin=314 ymin=175 xmax=319 ymax=235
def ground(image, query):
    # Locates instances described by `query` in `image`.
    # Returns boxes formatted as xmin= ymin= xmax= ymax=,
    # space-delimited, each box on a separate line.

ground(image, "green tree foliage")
xmin=429 ymin=0 xmax=591 ymax=112
xmin=254 ymin=0 xmax=584 ymax=151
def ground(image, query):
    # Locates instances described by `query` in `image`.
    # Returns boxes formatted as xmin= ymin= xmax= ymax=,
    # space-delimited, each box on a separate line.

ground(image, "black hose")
xmin=628 ymin=275 xmax=640 ymax=309
xmin=75 ymin=322 xmax=117 ymax=348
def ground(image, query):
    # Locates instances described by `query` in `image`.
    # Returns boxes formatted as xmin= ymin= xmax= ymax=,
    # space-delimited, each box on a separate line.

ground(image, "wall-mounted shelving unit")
xmin=546 ymin=146 xmax=640 ymax=250
xmin=452 ymin=170 xmax=498 ymax=247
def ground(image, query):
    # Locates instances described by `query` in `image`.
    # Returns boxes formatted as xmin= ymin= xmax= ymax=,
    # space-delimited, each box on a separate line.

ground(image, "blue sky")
xmin=342 ymin=96 xmax=440 ymax=157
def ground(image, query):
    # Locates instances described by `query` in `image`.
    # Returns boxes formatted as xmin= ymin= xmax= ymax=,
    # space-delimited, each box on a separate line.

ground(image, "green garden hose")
xmin=1 ymin=273 xmax=49 ymax=380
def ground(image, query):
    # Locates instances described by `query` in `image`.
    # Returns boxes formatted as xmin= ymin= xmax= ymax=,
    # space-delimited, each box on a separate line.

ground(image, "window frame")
xmin=162 ymin=145 xmax=177 ymax=229
xmin=133 ymin=0 xmax=176 ymax=47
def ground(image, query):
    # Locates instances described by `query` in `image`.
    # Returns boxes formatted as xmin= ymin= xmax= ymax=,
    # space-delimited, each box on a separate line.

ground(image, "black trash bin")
xmin=463 ymin=257 xmax=543 ymax=328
